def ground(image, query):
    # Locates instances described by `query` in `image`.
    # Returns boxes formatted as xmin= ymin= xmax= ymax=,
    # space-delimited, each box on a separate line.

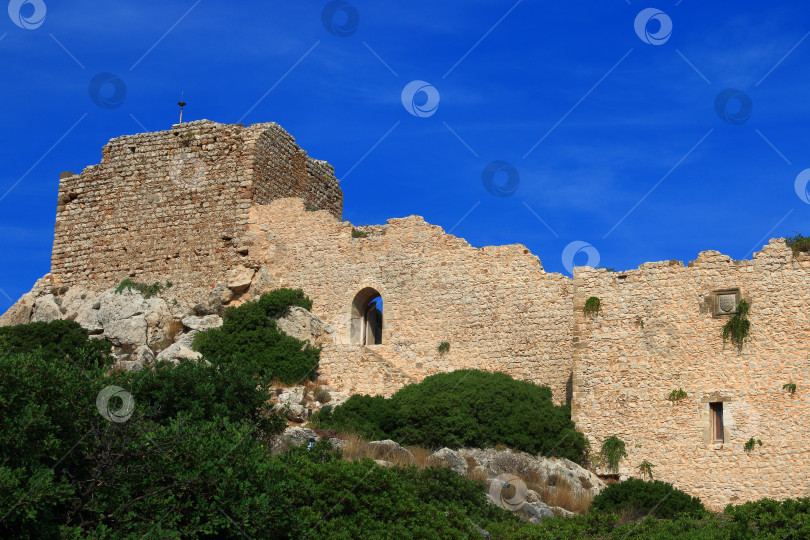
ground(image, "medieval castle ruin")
xmin=2 ymin=120 xmax=808 ymax=509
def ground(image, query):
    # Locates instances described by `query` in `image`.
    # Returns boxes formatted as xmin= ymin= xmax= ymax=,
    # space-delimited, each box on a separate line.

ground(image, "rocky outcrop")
xmin=275 ymin=306 xmax=335 ymax=345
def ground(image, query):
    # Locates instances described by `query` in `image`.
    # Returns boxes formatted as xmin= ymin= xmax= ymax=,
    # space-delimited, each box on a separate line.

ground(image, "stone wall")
xmin=247 ymin=198 xmax=575 ymax=404
xmin=50 ymin=120 xmax=341 ymax=299
xmin=571 ymin=240 xmax=810 ymax=508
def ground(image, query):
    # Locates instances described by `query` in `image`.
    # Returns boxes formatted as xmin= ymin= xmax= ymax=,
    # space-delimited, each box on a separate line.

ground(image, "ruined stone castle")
xmin=3 ymin=120 xmax=808 ymax=509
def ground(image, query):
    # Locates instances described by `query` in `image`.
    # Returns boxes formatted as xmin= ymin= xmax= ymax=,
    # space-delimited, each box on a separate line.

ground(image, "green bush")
xmin=109 ymin=359 xmax=286 ymax=434
xmin=0 ymin=320 xmax=113 ymax=370
xmin=785 ymin=233 xmax=810 ymax=256
xmin=192 ymin=289 xmax=320 ymax=384
xmin=590 ymin=478 xmax=705 ymax=520
xmin=282 ymin=442 xmax=516 ymax=539
xmin=313 ymin=370 xmax=590 ymax=463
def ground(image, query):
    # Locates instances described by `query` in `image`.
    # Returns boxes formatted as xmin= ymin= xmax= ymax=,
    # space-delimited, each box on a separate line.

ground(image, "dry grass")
xmin=537 ymin=478 xmax=593 ymax=515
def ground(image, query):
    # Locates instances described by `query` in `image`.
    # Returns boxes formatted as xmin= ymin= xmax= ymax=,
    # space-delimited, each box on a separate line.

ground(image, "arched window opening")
xmin=351 ymin=287 xmax=383 ymax=345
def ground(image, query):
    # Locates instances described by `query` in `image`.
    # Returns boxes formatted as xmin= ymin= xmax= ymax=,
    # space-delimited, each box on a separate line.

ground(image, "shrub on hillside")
xmin=313 ymin=370 xmax=590 ymax=463
xmin=109 ymin=359 xmax=286 ymax=434
xmin=0 ymin=320 xmax=113 ymax=370
xmin=723 ymin=497 xmax=810 ymax=538
xmin=192 ymin=289 xmax=319 ymax=384
xmin=590 ymin=478 xmax=705 ymax=519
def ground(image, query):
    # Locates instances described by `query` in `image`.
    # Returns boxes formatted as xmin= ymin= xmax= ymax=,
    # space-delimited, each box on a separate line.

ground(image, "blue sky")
xmin=1 ymin=0 xmax=809 ymax=310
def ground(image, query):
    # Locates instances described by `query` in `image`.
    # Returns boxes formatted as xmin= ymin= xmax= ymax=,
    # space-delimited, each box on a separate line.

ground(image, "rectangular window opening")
xmin=710 ymin=402 xmax=724 ymax=443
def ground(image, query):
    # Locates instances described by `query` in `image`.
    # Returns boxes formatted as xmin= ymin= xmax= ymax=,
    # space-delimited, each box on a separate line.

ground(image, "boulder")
xmin=96 ymin=289 xmax=170 ymax=348
xmin=276 ymin=306 xmax=335 ymax=345
xmin=249 ymin=266 xmax=276 ymax=297
xmin=367 ymin=440 xmax=413 ymax=462
xmin=227 ymin=265 xmax=255 ymax=292
xmin=328 ymin=437 xmax=348 ymax=450
xmin=428 ymin=448 xmax=469 ymax=475
xmin=282 ymin=426 xmax=318 ymax=447
xmin=155 ymin=342 xmax=201 ymax=364
xmin=193 ymin=283 xmax=232 ymax=316
xmin=133 ymin=344 xmax=155 ymax=365
xmin=119 ymin=360 xmax=143 ymax=372
xmin=31 ymin=294 xmax=61 ymax=323
xmin=181 ymin=314 xmax=223 ymax=332
xmin=518 ymin=501 xmax=555 ymax=523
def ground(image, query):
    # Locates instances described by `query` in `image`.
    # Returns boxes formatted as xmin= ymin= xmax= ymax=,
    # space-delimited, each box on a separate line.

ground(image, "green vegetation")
xmin=785 ymin=233 xmax=810 ymax=256
xmin=351 ymin=227 xmax=369 ymax=238
xmin=784 ymin=381 xmax=797 ymax=395
xmin=583 ymin=296 xmax=601 ymax=315
xmin=668 ymin=388 xmax=688 ymax=402
xmin=438 ymin=341 xmax=450 ymax=355
xmin=313 ymin=370 xmax=590 ymax=463
xmin=638 ymin=460 xmax=654 ymax=480
xmin=114 ymin=278 xmax=172 ymax=298
xmin=636 ymin=316 xmax=644 ymax=328
xmin=591 ymin=478 xmax=705 ymax=520
xmin=2 ymin=318 xmax=809 ymax=537
xmin=722 ymin=300 xmax=751 ymax=349
xmin=744 ymin=438 xmax=762 ymax=453
xmin=192 ymin=289 xmax=320 ymax=384
xmin=0 ymin=319 xmax=113 ymax=370
xmin=599 ymin=436 xmax=627 ymax=472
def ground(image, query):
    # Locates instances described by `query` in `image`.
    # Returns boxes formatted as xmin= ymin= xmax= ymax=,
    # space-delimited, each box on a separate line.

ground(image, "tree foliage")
xmin=590 ymin=478 xmax=705 ymax=520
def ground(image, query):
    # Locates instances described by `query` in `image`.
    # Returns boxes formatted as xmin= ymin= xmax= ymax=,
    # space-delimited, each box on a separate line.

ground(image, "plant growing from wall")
xmin=722 ymin=300 xmax=750 ymax=349
xmin=783 ymin=382 xmax=797 ymax=395
xmin=635 ymin=316 xmax=644 ymax=329
xmin=638 ymin=460 xmax=654 ymax=480
xmin=437 ymin=341 xmax=450 ymax=355
xmin=583 ymin=296 xmax=601 ymax=315
xmin=785 ymin=233 xmax=810 ymax=256
xmin=668 ymin=388 xmax=687 ymax=402
xmin=114 ymin=279 xmax=173 ymax=299
xmin=599 ymin=435 xmax=627 ymax=472
xmin=351 ymin=228 xmax=369 ymax=238
xmin=743 ymin=438 xmax=762 ymax=453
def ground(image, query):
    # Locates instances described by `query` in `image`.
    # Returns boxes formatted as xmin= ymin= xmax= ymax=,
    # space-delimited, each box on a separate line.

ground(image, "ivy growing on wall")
xmin=583 ymin=296 xmax=601 ymax=315
xmin=599 ymin=435 xmax=627 ymax=472
xmin=722 ymin=300 xmax=750 ymax=349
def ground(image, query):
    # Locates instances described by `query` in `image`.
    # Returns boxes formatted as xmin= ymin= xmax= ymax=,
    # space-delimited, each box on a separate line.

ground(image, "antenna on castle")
xmin=177 ymin=92 xmax=187 ymax=124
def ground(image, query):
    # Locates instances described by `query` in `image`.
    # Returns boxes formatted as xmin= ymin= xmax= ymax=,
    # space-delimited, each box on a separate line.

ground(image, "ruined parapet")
xmin=50 ymin=120 xmax=342 ymax=299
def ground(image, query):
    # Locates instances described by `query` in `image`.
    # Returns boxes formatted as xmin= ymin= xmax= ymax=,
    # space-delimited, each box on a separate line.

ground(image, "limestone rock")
xmin=328 ymin=437 xmax=348 ymax=449
xmin=119 ymin=360 xmax=143 ymax=372
xmin=249 ymin=266 xmax=276 ymax=297
xmin=367 ymin=440 xmax=413 ymax=462
xmin=276 ymin=306 xmax=335 ymax=345
xmin=227 ymin=265 xmax=255 ymax=292
xmin=155 ymin=342 xmax=201 ymax=364
xmin=133 ymin=344 xmax=155 ymax=365
xmin=181 ymin=314 xmax=223 ymax=332
xmin=31 ymin=294 xmax=62 ymax=323
xmin=282 ymin=426 xmax=318 ymax=447
xmin=0 ymin=275 xmax=53 ymax=327
xmin=428 ymin=448 xmax=469 ymax=475
xmin=518 ymin=501 xmax=555 ymax=523
xmin=96 ymin=289 xmax=170 ymax=349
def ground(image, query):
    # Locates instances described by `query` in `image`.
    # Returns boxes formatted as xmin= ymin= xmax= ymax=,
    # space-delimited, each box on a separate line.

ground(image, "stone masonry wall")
xmin=571 ymin=240 xmax=810 ymax=508
xmin=247 ymin=198 xmax=574 ymax=404
xmin=50 ymin=120 xmax=341 ymax=299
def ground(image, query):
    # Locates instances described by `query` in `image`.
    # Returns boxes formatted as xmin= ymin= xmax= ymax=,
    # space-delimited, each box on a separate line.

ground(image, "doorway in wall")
xmin=351 ymin=287 xmax=383 ymax=345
